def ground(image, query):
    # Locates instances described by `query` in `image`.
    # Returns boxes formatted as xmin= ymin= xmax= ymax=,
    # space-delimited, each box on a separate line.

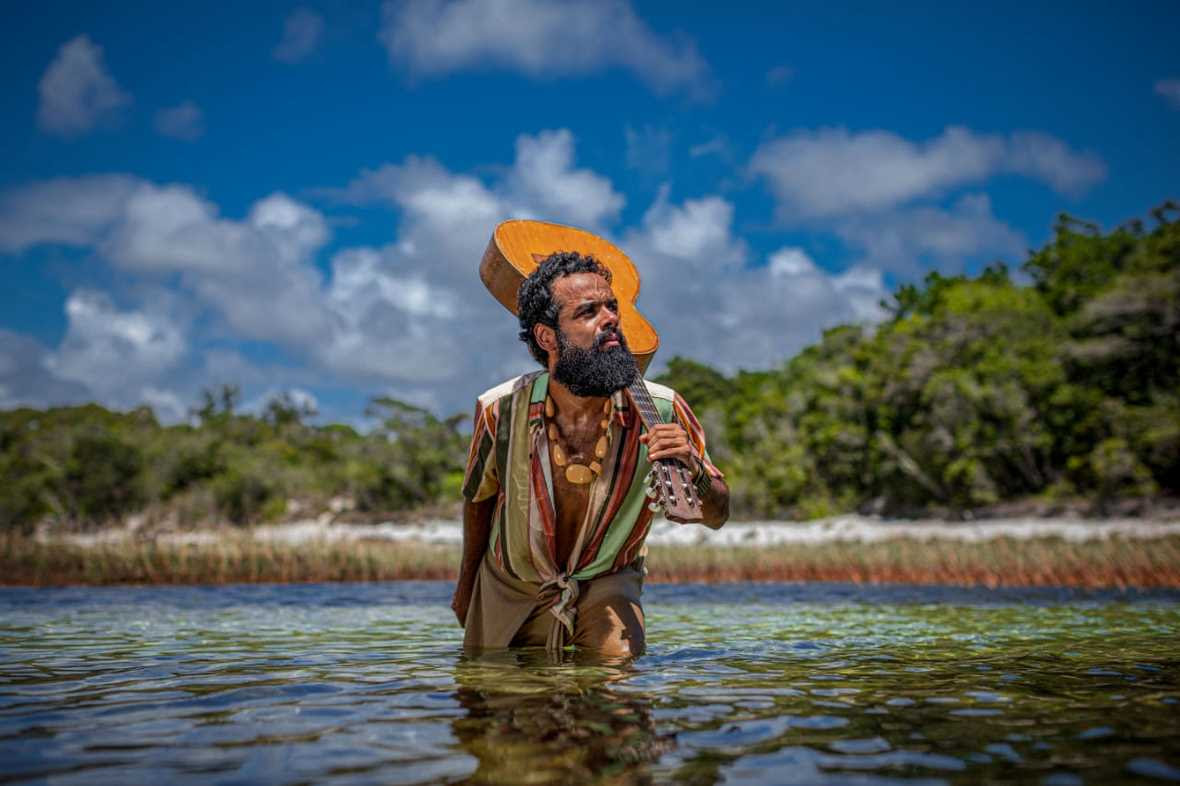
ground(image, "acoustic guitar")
xmin=479 ymin=219 xmax=703 ymax=523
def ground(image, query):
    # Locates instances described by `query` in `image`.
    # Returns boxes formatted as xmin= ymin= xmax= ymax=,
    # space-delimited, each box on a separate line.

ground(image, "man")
xmin=451 ymin=251 xmax=729 ymax=656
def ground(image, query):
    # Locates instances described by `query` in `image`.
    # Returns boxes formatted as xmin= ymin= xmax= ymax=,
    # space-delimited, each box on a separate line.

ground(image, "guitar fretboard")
xmin=627 ymin=379 xmax=666 ymax=432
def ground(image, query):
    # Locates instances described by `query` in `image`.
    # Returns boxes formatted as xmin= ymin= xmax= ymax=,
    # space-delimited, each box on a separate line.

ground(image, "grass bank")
xmin=4 ymin=534 xmax=1179 ymax=588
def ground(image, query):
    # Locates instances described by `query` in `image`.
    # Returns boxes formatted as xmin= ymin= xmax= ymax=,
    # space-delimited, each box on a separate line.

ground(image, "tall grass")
xmin=3 ymin=534 xmax=1178 ymax=588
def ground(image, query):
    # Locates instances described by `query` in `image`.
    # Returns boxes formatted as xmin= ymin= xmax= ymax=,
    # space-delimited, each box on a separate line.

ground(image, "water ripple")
xmin=1 ymin=583 xmax=1178 ymax=784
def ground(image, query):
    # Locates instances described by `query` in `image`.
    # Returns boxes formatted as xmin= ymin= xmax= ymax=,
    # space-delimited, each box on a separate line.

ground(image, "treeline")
xmin=0 ymin=390 xmax=467 ymax=532
xmin=657 ymin=203 xmax=1178 ymax=517
xmin=1 ymin=203 xmax=1176 ymax=530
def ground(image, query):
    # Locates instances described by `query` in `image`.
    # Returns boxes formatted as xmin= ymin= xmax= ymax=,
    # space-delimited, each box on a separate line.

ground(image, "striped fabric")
xmin=462 ymin=371 xmax=721 ymax=594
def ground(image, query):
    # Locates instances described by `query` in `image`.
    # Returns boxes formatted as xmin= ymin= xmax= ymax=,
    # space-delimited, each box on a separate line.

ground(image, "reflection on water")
xmin=0 ymin=582 xmax=1177 ymax=784
xmin=454 ymin=650 xmax=672 ymax=783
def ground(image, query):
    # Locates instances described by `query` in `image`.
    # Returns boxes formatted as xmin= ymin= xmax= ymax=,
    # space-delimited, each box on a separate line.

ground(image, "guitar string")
xmin=628 ymin=380 xmax=699 ymax=511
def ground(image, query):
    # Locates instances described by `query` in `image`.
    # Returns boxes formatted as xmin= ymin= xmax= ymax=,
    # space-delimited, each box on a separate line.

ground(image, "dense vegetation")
xmin=1 ymin=204 xmax=1176 ymax=530
xmin=0 ymin=390 xmax=467 ymax=532
xmin=659 ymin=203 xmax=1179 ymax=517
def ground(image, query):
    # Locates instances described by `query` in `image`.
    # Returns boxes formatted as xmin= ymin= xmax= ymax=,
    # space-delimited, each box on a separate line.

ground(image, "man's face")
xmin=549 ymin=272 xmax=638 ymax=397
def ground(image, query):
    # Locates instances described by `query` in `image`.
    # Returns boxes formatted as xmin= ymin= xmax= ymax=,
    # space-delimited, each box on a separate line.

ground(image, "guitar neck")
xmin=627 ymin=379 xmax=667 ymax=435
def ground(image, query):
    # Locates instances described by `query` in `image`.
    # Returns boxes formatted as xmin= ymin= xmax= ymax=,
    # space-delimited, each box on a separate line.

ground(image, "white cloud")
xmin=623 ymin=190 xmax=886 ymax=373
xmin=1004 ymin=132 xmax=1108 ymax=195
xmin=335 ymin=128 xmax=624 ymax=233
xmin=154 ymin=100 xmax=205 ymax=141
xmin=1155 ymin=78 xmax=1180 ymax=109
xmin=274 ymin=7 xmax=325 ymax=63
xmin=505 ymin=130 xmax=624 ymax=228
xmin=836 ymin=193 xmax=1027 ymax=276
xmin=318 ymin=246 xmax=467 ymax=382
xmin=750 ymin=125 xmax=1106 ymax=219
xmin=0 ymin=169 xmax=499 ymax=411
xmin=141 ymin=387 xmax=188 ymax=421
xmin=378 ymin=0 xmax=714 ymax=98
xmin=689 ymin=136 xmax=729 ymax=160
xmin=768 ymin=247 xmax=816 ymax=276
xmin=37 ymin=35 xmax=131 ymax=137
xmin=47 ymin=290 xmax=187 ymax=402
xmin=0 ymin=330 xmax=90 ymax=409
xmin=0 ymin=174 xmax=140 ymax=253
xmin=639 ymin=185 xmax=744 ymax=266
xmin=4 ymin=130 xmax=1005 ymax=417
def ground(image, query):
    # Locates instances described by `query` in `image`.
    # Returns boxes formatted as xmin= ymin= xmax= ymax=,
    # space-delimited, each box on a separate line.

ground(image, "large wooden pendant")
xmin=565 ymin=464 xmax=594 ymax=484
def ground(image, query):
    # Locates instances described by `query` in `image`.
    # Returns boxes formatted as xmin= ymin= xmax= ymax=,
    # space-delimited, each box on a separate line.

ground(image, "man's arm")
xmin=451 ymin=496 xmax=496 ymax=626
xmin=640 ymin=422 xmax=730 ymax=529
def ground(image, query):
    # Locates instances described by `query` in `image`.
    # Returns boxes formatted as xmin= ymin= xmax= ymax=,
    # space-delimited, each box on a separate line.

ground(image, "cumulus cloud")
xmin=0 ymin=174 xmax=140 ymax=253
xmin=1156 ymin=78 xmax=1180 ymax=109
xmin=2 ymin=129 xmax=977 ymax=418
xmin=140 ymin=387 xmax=188 ymax=422
xmin=0 ymin=168 xmax=494 ymax=413
xmin=623 ymin=190 xmax=887 ymax=373
xmin=334 ymin=128 xmax=624 ymax=232
xmin=505 ymin=130 xmax=625 ymax=227
xmin=37 ymin=35 xmax=131 ymax=137
xmin=378 ymin=0 xmax=714 ymax=98
xmin=154 ymin=100 xmax=205 ymax=141
xmin=836 ymin=194 xmax=1027 ymax=277
xmin=638 ymin=185 xmax=744 ymax=267
xmin=750 ymin=126 xmax=1106 ymax=220
xmin=0 ymin=330 xmax=91 ymax=409
xmin=46 ymin=290 xmax=187 ymax=404
xmin=273 ymin=7 xmax=324 ymax=63
xmin=688 ymin=136 xmax=730 ymax=161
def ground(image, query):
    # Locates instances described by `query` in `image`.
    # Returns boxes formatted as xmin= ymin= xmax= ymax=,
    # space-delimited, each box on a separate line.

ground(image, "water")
xmin=1 ymin=583 xmax=1178 ymax=785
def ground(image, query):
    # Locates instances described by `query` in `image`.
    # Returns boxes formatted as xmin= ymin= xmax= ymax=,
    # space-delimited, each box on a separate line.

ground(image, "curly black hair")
xmin=517 ymin=251 xmax=612 ymax=366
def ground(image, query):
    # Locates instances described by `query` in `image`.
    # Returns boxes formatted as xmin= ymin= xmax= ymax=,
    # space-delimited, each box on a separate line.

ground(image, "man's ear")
xmin=534 ymin=323 xmax=557 ymax=355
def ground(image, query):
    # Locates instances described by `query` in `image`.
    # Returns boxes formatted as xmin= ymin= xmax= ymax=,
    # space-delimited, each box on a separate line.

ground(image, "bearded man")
xmin=451 ymin=251 xmax=730 ymax=656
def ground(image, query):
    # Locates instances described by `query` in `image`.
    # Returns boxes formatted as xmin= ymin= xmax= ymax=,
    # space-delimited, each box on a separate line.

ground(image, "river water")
xmin=1 ymin=582 xmax=1177 ymax=785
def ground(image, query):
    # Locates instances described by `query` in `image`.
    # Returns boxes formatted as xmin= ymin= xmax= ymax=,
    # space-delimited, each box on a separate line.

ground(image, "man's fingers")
xmin=642 ymin=424 xmax=694 ymax=463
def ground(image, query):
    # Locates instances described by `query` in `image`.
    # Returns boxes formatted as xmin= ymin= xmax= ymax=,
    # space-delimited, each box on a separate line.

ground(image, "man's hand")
xmin=454 ymin=497 xmax=496 ymax=628
xmin=641 ymin=423 xmax=730 ymax=530
xmin=451 ymin=578 xmax=474 ymax=627
xmin=640 ymin=423 xmax=700 ymax=476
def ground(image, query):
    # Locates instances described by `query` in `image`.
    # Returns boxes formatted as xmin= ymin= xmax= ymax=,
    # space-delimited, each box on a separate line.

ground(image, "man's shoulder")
xmin=640 ymin=378 xmax=678 ymax=403
xmin=476 ymin=371 xmax=543 ymax=408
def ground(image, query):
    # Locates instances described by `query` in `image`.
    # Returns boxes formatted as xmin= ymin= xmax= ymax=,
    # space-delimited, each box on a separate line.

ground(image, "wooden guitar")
xmin=479 ymin=219 xmax=703 ymax=523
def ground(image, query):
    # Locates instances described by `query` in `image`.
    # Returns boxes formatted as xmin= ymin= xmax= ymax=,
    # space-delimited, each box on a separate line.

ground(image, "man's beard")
xmin=552 ymin=327 xmax=639 ymax=397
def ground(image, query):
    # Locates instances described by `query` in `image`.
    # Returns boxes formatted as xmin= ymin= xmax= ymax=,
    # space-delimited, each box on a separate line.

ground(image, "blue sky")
xmin=2 ymin=0 xmax=1178 ymax=423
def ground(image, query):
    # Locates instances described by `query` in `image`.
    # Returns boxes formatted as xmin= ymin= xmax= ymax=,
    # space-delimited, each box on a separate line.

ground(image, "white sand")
xmin=45 ymin=514 xmax=1180 ymax=548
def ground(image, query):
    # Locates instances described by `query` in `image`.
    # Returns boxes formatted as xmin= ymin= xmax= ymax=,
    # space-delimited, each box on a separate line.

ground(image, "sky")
xmin=1 ymin=0 xmax=1178 ymax=425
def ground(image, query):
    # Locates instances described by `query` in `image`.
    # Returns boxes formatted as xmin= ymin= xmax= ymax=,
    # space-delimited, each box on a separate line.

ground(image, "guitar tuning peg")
xmin=647 ymin=501 xmax=662 ymax=512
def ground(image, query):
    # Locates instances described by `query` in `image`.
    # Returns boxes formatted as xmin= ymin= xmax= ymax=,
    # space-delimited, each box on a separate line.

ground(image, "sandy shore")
xmin=41 ymin=513 xmax=1180 ymax=549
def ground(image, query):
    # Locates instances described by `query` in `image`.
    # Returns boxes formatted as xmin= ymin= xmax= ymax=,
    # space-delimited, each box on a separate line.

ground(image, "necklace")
xmin=546 ymin=396 xmax=612 ymax=484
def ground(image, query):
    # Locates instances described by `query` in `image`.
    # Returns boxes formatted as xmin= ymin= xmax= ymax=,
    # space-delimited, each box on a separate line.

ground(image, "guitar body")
xmin=479 ymin=219 xmax=659 ymax=373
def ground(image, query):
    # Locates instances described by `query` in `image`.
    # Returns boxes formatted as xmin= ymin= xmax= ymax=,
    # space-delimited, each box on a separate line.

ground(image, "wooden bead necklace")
xmin=545 ymin=395 xmax=612 ymax=485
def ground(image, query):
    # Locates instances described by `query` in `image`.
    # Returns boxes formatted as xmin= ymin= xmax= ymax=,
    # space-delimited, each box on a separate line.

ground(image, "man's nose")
xmin=597 ymin=306 xmax=618 ymax=331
